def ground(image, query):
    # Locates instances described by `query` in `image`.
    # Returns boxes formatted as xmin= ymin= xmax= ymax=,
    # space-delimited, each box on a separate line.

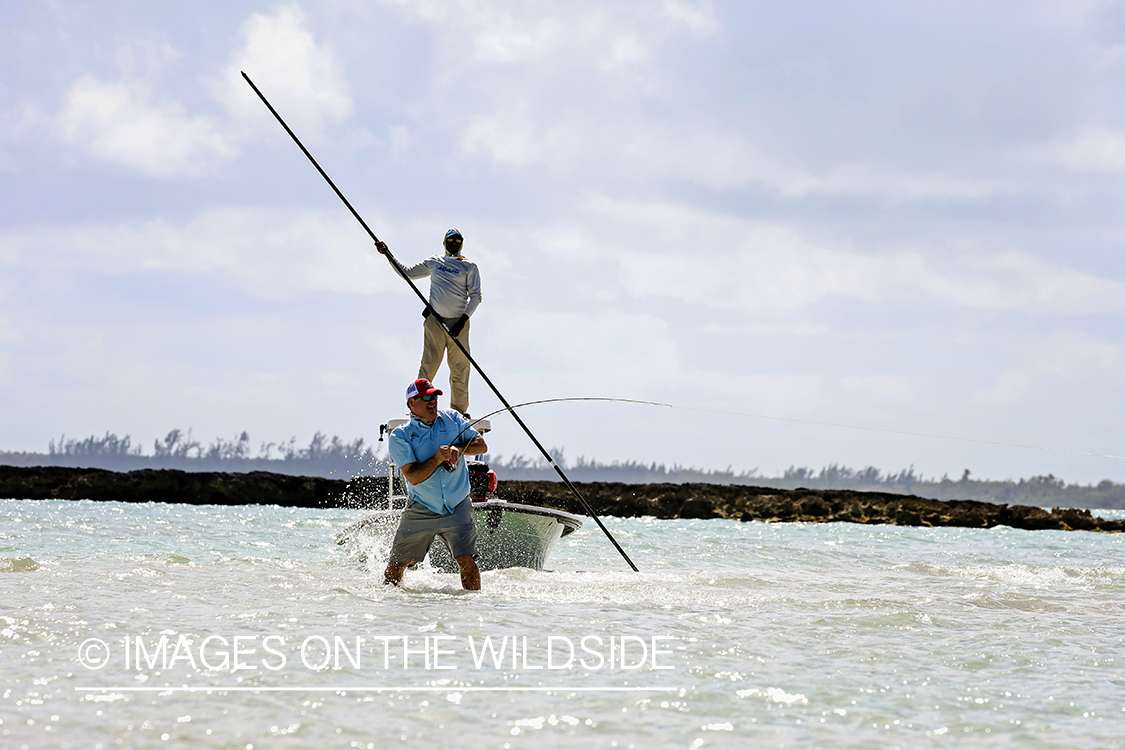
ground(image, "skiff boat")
xmin=335 ymin=418 xmax=583 ymax=571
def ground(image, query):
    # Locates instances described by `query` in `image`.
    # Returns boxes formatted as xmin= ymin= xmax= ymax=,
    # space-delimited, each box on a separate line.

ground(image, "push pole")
xmin=242 ymin=72 xmax=639 ymax=572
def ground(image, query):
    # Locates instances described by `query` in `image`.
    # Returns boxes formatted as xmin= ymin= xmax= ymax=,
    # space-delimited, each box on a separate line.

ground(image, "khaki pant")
xmin=419 ymin=314 xmax=470 ymax=415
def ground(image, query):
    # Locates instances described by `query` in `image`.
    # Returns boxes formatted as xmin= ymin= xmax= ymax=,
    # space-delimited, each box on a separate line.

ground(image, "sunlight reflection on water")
xmin=2 ymin=499 xmax=1124 ymax=749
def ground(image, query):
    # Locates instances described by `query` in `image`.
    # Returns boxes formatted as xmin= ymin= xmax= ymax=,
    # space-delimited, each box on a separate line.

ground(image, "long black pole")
xmin=242 ymin=72 xmax=639 ymax=572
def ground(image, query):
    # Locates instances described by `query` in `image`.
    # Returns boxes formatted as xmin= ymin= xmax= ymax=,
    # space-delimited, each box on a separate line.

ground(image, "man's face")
xmin=444 ymin=236 xmax=463 ymax=255
xmin=408 ymin=394 xmax=439 ymax=420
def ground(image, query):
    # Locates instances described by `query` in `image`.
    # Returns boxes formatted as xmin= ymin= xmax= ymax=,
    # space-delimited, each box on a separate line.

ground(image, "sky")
xmin=1 ymin=0 xmax=1123 ymax=484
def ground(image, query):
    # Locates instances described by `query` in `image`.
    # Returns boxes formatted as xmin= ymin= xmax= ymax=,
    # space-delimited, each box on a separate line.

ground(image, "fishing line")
xmin=453 ymin=397 xmax=1124 ymax=462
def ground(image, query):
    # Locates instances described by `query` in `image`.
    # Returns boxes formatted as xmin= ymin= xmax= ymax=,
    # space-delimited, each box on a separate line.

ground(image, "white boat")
xmin=335 ymin=418 xmax=582 ymax=572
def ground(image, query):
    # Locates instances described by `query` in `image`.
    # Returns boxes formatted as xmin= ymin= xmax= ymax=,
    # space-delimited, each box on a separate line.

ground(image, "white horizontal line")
xmin=76 ymin=686 xmax=680 ymax=693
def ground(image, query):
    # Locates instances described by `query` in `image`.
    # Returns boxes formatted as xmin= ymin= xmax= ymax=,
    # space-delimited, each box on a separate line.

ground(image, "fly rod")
xmin=242 ymin=71 xmax=639 ymax=572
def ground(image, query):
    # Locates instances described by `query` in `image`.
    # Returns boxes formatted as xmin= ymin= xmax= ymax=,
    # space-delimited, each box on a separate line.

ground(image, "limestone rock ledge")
xmin=0 ymin=465 xmax=346 ymax=507
xmin=1 ymin=467 xmax=1120 ymax=532
xmin=498 ymin=480 xmax=1124 ymax=533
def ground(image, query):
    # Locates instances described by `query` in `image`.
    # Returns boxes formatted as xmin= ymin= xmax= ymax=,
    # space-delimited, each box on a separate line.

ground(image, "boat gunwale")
xmin=335 ymin=499 xmax=583 ymax=545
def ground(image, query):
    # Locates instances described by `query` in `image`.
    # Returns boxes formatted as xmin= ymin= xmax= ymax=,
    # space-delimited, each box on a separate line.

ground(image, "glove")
xmin=375 ymin=240 xmax=389 ymax=255
xmin=449 ymin=314 xmax=469 ymax=338
xmin=422 ymin=307 xmax=431 ymax=319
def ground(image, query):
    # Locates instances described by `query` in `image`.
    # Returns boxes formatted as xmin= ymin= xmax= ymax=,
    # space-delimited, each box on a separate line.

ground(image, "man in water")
xmin=383 ymin=377 xmax=487 ymax=590
xmin=376 ymin=229 xmax=482 ymax=417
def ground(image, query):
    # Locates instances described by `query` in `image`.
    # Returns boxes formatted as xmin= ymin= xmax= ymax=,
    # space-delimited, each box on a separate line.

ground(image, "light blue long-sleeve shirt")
xmin=399 ymin=254 xmax=482 ymax=319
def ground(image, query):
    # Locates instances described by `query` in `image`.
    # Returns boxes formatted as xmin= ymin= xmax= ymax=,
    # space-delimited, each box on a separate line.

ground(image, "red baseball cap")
xmin=406 ymin=378 xmax=443 ymax=399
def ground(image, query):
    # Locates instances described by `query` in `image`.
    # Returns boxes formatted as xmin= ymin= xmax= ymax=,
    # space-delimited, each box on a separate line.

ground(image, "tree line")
xmin=0 ymin=430 xmax=387 ymax=479
xmin=1 ymin=430 xmax=1122 ymax=508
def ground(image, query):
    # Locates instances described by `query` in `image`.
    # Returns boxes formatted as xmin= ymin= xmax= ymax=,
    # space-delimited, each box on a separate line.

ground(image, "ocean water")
xmin=2 ymin=498 xmax=1124 ymax=749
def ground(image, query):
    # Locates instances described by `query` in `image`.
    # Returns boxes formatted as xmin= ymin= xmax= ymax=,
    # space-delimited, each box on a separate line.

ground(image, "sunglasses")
xmin=418 ymin=394 xmax=436 ymax=402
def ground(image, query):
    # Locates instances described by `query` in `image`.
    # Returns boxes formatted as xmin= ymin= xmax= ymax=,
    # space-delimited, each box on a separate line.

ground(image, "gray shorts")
xmin=388 ymin=497 xmax=478 ymax=563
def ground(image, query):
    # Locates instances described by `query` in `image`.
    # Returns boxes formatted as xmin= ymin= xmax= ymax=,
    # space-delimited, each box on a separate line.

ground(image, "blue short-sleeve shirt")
xmin=387 ymin=411 xmax=480 ymax=514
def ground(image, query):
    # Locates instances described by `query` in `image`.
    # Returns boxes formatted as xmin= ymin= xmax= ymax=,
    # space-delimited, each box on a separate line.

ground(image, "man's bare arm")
xmin=399 ymin=445 xmax=457 ymax=485
xmin=399 ymin=437 xmax=485 ymax=484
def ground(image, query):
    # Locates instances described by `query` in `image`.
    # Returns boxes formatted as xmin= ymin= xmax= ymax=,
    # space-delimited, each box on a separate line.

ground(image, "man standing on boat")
xmin=376 ymin=229 xmax=482 ymax=418
xmin=383 ymin=377 xmax=488 ymax=590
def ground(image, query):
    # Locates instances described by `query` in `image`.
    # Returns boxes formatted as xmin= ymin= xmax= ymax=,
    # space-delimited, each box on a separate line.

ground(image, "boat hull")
xmin=336 ymin=500 xmax=582 ymax=572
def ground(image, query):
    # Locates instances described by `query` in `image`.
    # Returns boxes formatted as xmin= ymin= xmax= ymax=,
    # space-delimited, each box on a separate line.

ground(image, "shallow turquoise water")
xmin=2 ymin=499 xmax=1124 ymax=749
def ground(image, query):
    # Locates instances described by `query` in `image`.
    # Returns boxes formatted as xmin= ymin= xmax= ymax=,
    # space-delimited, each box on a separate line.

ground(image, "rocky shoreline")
xmin=498 ymin=480 xmax=1124 ymax=532
xmin=2 ymin=465 xmax=1121 ymax=532
xmin=0 ymin=466 xmax=346 ymax=508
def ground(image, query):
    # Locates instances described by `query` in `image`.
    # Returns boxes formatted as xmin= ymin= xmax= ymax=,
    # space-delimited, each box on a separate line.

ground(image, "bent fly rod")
xmin=242 ymin=72 xmax=639 ymax=572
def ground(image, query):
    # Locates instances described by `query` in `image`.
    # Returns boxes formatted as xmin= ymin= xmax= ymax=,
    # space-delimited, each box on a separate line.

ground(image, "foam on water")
xmin=2 ymin=498 xmax=1124 ymax=749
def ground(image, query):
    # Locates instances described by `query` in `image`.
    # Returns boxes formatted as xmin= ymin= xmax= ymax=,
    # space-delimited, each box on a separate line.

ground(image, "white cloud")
xmin=601 ymin=32 xmax=649 ymax=70
xmin=484 ymin=306 xmax=824 ymax=413
xmin=614 ymin=126 xmax=764 ymax=190
xmin=459 ymin=104 xmax=1008 ymax=198
xmin=112 ymin=37 xmax=183 ymax=81
xmin=923 ymin=250 xmax=1124 ymax=312
xmin=1018 ymin=330 xmax=1122 ymax=379
xmin=55 ymin=75 xmax=235 ymax=178
xmin=0 ymin=234 xmax=16 ymax=263
xmin=471 ymin=14 xmax=568 ymax=63
xmin=458 ymin=106 xmax=770 ymax=188
xmin=0 ymin=207 xmax=398 ymax=298
xmin=386 ymin=125 xmax=414 ymax=157
xmin=776 ymin=164 xmax=1002 ymax=202
xmin=620 ymin=135 xmax=1004 ymax=199
xmin=382 ymin=0 xmax=999 ymax=202
xmin=460 ymin=104 xmax=538 ymax=166
xmin=460 ymin=102 xmax=583 ymax=169
xmin=1055 ymin=128 xmax=1125 ymax=173
xmin=0 ymin=147 xmax=18 ymax=174
xmin=368 ymin=335 xmax=419 ymax=374
xmin=0 ymin=313 xmax=19 ymax=345
xmin=382 ymin=1 xmax=626 ymax=65
xmin=740 ymin=375 xmax=821 ymax=412
xmin=489 ymin=308 xmax=680 ymax=394
xmin=537 ymin=224 xmax=596 ymax=259
xmin=843 ymin=376 xmax=914 ymax=406
xmin=658 ymin=0 xmax=719 ymax=36
xmin=426 ymin=0 xmax=718 ymax=65
xmin=583 ymin=197 xmax=1125 ymax=315
xmin=974 ymin=371 xmax=1031 ymax=405
xmin=614 ymin=226 xmax=878 ymax=313
xmin=220 ymin=4 xmax=352 ymax=137
xmin=50 ymin=6 xmax=350 ymax=176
